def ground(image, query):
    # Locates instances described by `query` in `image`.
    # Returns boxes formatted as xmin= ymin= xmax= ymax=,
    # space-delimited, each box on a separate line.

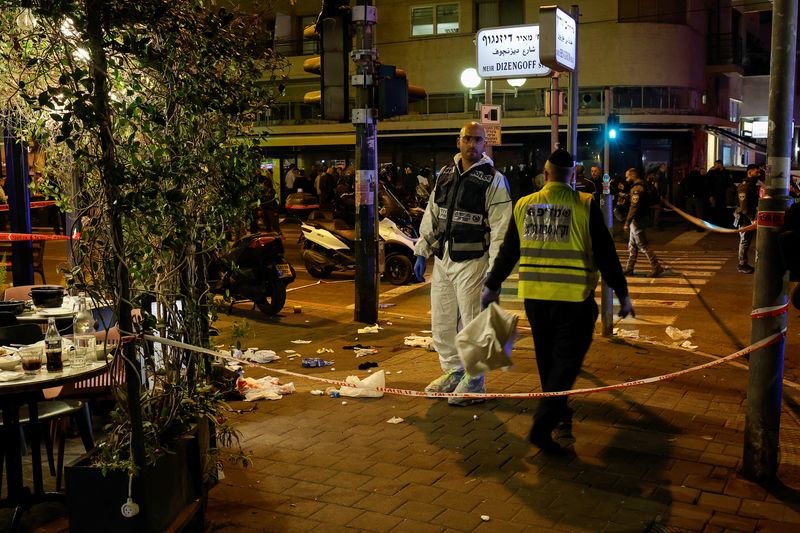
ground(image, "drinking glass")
xmin=20 ymin=346 xmax=43 ymax=375
xmin=72 ymin=335 xmax=96 ymax=368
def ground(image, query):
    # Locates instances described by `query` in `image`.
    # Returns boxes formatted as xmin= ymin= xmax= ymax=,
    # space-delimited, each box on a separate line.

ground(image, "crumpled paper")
xmin=666 ymin=326 xmax=695 ymax=341
xmin=237 ymin=376 xmax=295 ymax=401
xmin=337 ymin=370 xmax=385 ymax=398
xmin=404 ymin=335 xmax=434 ymax=350
xmin=357 ymin=324 xmax=382 ymax=334
xmin=613 ymin=328 xmax=640 ymax=339
xmin=680 ymin=340 xmax=698 ymax=350
xmin=241 ymin=349 xmax=280 ymax=364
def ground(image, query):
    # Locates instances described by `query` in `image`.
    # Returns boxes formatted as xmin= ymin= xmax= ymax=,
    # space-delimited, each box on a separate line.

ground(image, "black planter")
xmin=65 ymin=432 xmax=204 ymax=533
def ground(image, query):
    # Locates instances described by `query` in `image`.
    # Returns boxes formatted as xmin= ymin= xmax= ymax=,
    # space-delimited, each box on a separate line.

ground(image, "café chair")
xmin=3 ymin=284 xmax=42 ymax=302
xmin=0 ymin=324 xmax=46 ymax=345
xmin=0 ymin=311 xmax=19 ymax=327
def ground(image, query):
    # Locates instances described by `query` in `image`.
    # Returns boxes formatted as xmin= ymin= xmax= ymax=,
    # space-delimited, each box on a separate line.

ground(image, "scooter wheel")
xmin=255 ymin=270 xmax=287 ymax=315
xmin=384 ymin=253 xmax=413 ymax=285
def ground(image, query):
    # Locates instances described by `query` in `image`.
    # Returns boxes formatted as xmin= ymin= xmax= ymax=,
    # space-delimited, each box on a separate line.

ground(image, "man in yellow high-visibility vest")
xmin=481 ymin=149 xmax=635 ymax=454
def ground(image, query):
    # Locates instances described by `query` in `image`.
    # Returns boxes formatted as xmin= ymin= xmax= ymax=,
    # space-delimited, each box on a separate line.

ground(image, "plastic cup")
xmin=20 ymin=346 xmax=43 ymax=375
xmin=72 ymin=334 xmax=96 ymax=368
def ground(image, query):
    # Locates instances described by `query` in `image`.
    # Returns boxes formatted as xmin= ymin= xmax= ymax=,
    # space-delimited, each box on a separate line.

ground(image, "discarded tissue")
xmin=665 ymin=326 xmax=695 ymax=341
xmin=241 ymin=349 xmax=280 ymax=364
xmin=404 ymin=335 xmax=434 ymax=350
xmin=336 ymin=370 xmax=386 ymax=398
xmin=357 ymin=324 xmax=382 ymax=334
xmin=237 ymin=376 xmax=295 ymax=401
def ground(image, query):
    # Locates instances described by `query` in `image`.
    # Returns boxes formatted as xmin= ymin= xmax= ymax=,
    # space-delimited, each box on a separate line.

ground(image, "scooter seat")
xmin=314 ymin=219 xmax=356 ymax=243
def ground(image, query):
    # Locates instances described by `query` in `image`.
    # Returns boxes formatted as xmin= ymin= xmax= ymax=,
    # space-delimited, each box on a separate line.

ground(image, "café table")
xmin=0 ymin=360 xmax=107 ymax=531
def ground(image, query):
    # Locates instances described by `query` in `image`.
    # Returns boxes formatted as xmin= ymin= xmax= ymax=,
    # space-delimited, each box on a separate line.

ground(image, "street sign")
xmin=483 ymin=124 xmax=501 ymax=146
xmin=476 ymin=24 xmax=551 ymax=79
xmin=480 ymin=104 xmax=501 ymax=125
xmin=539 ymin=6 xmax=577 ymax=72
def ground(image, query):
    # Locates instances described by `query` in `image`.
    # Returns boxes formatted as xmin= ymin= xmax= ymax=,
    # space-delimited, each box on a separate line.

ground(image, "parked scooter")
xmin=299 ymin=186 xmax=418 ymax=285
xmin=208 ymin=232 xmax=296 ymax=315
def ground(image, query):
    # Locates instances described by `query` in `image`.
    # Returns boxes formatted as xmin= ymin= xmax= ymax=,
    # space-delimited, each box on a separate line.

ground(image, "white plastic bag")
xmin=455 ymin=303 xmax=517 ymax=375
xmin=338 ymin=369 xmax=385 ymax=398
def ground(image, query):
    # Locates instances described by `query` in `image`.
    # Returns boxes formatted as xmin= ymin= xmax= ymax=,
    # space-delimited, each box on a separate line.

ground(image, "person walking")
xmin=623 ymin=168 xmax=664 ymax=277
xmin=481 ymin=148 xmax=634 ymax=453
xmin=680 ymin=166 xmax=707 ymax=231
xmin=413 ymin=121 xmax=513 ymax=406
xmin=735 ymin=164 xmax=760 ymax=274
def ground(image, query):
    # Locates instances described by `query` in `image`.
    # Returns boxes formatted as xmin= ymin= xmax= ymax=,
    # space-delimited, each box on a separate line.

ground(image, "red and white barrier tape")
xmin=139 ymin=329 xmax=785 ymax=399
xmin=0 ymin=232 xmax=71 ymax=241
xmin=663 ymin=200 xmax=757 ymax=234
xmin=0 ymin=200 xmax=57 ymax=212
xmin=751 ymin=302 xmax=789 ymax=318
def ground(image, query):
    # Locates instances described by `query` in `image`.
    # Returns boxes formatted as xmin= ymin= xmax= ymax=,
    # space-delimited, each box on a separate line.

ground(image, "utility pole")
xmin=566 ymin=4 xmax=580 ymax=161
xmin=549 ymin=73 xmax=560 ymax=151
xmin=351 ymin=0 xmax=379 ymax=324
xmin=600 ymin=87 xmax=614 ymax=336
xmin=484 ymin=78 xmax=493 ymax=158
xmin=742 ymin=0 xmax=797 ymax=481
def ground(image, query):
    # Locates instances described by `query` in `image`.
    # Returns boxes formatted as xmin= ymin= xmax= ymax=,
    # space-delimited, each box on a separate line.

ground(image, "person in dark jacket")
xmin=481 ymin=148 xmax=634 ymax=454
xmin=735 ymin=164 xmax=760 ymax=273
xmin=680 ymin=166 xmax=708 ymax=231
xmin=623 ymin=168 xmax=664 ymax=277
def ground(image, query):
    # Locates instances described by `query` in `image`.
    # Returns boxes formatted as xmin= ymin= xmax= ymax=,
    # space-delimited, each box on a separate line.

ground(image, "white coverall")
xmin=414 ymin=154 xmax=513 ymax=372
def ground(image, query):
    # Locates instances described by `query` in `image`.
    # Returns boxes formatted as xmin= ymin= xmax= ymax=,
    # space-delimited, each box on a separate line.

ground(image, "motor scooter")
xmin=299 ymin=186 xmax=418 ymax=285
xmin=208 ymin=232 xmax=296 ymax=315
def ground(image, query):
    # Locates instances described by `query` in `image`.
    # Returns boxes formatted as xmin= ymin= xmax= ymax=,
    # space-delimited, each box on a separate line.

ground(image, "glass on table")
xmin=19 ymin=345 xmax=43 ymax=375
xmin=71 ymin=334 xmax=95 ymax=368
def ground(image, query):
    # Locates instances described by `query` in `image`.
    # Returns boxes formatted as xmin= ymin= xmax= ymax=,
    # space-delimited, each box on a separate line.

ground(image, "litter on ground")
xmin=666 ymin=326 xmax=695 ymax=341
xmin=355 ymin=347 xmax=378 ymax=357
xmin=310 ymin=390 xmax=324 ymax=396
xmin=404 ymin=335 xmax=434 ymax=350
xmin=335 ymin=370 xmax=386 ymax=398
xmin=291 ymin=339 xmax=312 ymax=344
xmin=357 ymin=324 xmax=382 ymax=334
xmin=241 ymin=349 xmax=280 ymax=364
xmin=237 ymin=376 xmax=295 ymax=401
xmin=613 ymin=328 xmax=640 ymax=339
xmin=386 ymin=416 xmax=404 ymax=424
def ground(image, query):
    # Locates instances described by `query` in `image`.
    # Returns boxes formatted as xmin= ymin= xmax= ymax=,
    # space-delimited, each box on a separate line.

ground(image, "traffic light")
xmin=376 ymin=65 xmax=427 ymax=119
xmin=302 ymin=1 xmax=351 ymax=121
xmin=607 ymin=113 xmax=619 ymax=140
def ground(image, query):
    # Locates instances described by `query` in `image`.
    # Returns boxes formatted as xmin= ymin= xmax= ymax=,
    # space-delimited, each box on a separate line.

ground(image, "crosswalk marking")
xmin=500 ymin=248 xmax=735 ymax=327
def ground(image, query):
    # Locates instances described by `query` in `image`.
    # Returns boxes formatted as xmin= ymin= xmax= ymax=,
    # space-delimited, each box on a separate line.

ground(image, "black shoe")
xmin=528 ymin=424 xmax=564 ymax=455
xmin=554 ymin=421 xmax=576 ymax=446
xmin=649 ymin=265 xmax=665 ymax=278
xmin=738 ymin=264 xmax=755 ymax=274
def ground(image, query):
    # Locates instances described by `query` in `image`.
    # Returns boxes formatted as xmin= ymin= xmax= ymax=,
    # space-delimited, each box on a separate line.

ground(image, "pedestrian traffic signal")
xmin=607 ymin=114 xmax=619 ymax=140
xmin=376 ymin=64 xmax=427 ymax=119
xmin=302 ymin=1 xmax=351 ymax=121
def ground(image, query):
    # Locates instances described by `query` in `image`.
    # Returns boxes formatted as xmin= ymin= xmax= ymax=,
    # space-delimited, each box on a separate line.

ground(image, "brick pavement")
xmin=202 ymin=303 xmax=800 ymax=533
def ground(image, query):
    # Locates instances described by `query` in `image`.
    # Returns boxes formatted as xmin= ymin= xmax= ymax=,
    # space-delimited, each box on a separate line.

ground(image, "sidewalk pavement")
xmin=203 ymin=303 xmax=800 ymax=533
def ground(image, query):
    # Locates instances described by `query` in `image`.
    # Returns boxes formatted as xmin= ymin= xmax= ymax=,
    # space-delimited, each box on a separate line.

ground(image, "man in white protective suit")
xmin=413 ymin=121 xmax=513 ymax=406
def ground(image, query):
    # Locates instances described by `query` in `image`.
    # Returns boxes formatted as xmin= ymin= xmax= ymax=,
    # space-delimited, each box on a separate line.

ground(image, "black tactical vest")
xmin=432 ymin=162 xmax=494 ymax=261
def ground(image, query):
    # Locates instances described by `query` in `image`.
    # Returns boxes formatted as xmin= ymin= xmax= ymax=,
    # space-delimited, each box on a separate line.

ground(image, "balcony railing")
xmin=255 ymin=85 xmax=706 ymax=126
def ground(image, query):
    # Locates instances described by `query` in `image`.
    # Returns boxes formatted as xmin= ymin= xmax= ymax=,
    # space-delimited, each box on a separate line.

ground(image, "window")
xmin=301 ymin=15 xmax=318 ymax=55
xmin=475 ymin=0 xmax=524 ymax=31
xmin=618 ymin=0 xmax=686 ymax=24
xmin=411 ymin=4 xmax=459 ymax=36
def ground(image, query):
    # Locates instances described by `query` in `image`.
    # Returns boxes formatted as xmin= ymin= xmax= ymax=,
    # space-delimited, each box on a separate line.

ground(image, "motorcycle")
xmin=299 ymin=185 xmax=418 ymax=285
xmin=208 ymin=232 xmax=296 ymax=315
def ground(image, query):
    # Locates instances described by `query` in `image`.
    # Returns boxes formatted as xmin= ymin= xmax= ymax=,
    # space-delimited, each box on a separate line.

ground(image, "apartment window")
xmin=729 ymin=99 xmax=741 ymax=123
xmin=301 ymin=15 xmax=318 ymax=55
xmin=475 ymin=0 xmax=524 ymax=30
xmin=618 ymin=0 xmax=686 ymax=24
xmin=411 ymin=4 xmax=460 ymax=36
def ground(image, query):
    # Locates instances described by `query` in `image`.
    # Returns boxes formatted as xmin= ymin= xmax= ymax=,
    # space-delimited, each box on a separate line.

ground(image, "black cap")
xmin=746 ymin=163 xmax=760 ymax=171
xmin=548 ymin=149 xmax=574 ymax=168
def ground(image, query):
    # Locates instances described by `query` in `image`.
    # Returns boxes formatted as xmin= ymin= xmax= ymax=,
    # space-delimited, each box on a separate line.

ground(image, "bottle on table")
xmin=72 ymin=293 xmax=95 ymax=367
xmin=45 ymin=316 xmax=63 ymax=372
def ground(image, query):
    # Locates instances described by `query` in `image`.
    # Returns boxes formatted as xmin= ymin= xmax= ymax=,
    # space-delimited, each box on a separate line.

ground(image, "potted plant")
xmin=0 ymin=1 xmax=286 ymax=530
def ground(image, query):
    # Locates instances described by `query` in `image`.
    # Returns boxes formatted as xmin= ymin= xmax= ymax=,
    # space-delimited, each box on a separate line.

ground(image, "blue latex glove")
xmin=414 ymin=256 xmax=427 ymax=282
xmin=480 ymin=286 xmax=501 ymax=310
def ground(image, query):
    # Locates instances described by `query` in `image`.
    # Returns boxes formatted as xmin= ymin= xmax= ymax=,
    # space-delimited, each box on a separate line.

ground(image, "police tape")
xmin=751 ymin=302 xmax=789 ymax=318
xmin=139 ymin=329 xmax=786 ymax=399
xmin=0 ymin=232 xmax=71 ymax=241
xmin=0 ymin=200 xmax=57 ymax=212
xmin=662 ymin=200 xmax=757 ymax=234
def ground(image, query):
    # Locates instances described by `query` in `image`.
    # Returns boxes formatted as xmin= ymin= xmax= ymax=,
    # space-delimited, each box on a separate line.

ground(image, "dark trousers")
xmin=524 ymin=296 xmax=598 ymax=432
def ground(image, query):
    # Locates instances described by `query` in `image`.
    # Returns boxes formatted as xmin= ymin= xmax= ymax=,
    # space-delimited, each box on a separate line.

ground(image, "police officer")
xmin=481 ymin=149 xmax=634 ymax=454
xmin=735 ymin=164 xmax=760 ymax=274
xmin=623 ymin=168 xmax=664 ymax=277
xmin=414 ymin=121 xmax=513 ymax=406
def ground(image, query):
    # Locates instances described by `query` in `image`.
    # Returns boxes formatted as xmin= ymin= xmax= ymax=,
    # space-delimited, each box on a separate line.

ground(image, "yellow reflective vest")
xmin=514 ymin=181 xmax=599 ymax=302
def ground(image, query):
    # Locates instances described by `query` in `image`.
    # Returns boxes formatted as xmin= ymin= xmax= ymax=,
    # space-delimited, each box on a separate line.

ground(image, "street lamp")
xmin=460 ymin=68 xmax=481 ymax=90
xmin=507 ymin=78 xmax=525 ymax=88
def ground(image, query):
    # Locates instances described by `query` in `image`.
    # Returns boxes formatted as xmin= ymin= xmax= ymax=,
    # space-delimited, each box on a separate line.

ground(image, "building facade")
xmin=247 ymin=0 xmax=796 ymax=199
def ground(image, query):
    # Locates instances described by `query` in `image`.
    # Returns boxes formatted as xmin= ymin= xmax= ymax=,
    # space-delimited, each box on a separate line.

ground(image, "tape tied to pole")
xmin=132 ymin=329 xmax=785 ymax=399
xmin=751 ymin=302 xmax=789 ymax=318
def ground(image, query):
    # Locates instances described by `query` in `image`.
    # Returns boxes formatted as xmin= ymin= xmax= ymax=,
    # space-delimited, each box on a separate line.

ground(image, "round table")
xmin=0 ymin=361 xmax=108 ymax=531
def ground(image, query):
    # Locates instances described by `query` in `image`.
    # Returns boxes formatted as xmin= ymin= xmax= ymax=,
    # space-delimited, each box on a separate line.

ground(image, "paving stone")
xmin=317 ymin=487 xmax=371 ymax=507
xmin=346 ymin=510 xmax=403 ymax=532
xmin=354 ymin=492 xmax=407 ymax=514
xmin=723 ymin=478 xmax=768 ymax=500
xmin=396 ymin=466 xmax=446 ymax=485
xmin=430 ymin=508 xmax=487 ymax=531
xmin=697 ymin=491 xmax=741 ymax=513
xmin=387 ymin=518 xmax=446 ymax=533
xmin=393 ymin=499 xmax=446 ymax=523
xmin=683 ymin=473 xmax=727 ymax=492
xmin=739 ymin=499 xmax=788 ymax=520
xmin=707 ymin=511 xmax=758 ymax=531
